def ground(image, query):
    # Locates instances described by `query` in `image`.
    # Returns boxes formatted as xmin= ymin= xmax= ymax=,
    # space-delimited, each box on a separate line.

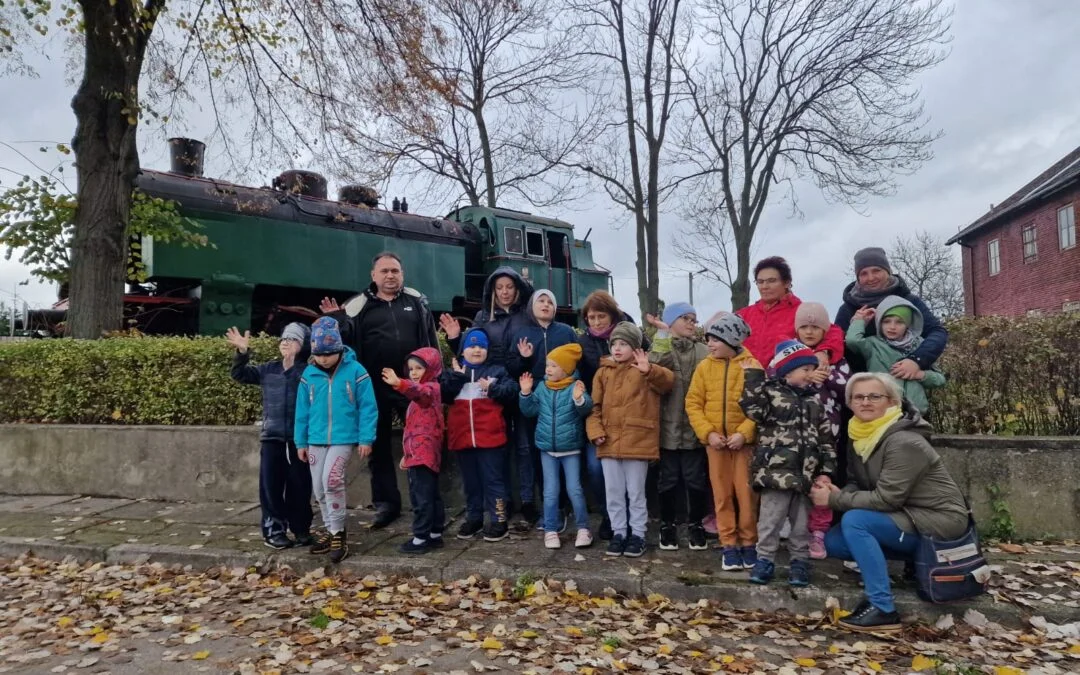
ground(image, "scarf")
xmin=848 ymin=406 xmax=903 ymax=461
xmin=885 ymin=331 xmax=919 ymax=353
xmin=545 ymin=375 xmax=575 ymax=391
xmin=846 ymin=276 xmax=902 ymax=307
xmin=588 ymin=323 xmax=616 ymax=339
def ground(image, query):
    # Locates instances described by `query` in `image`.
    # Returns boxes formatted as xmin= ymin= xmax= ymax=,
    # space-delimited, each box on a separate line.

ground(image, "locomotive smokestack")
xmin=168 ymin=138 xmax=205 ymax=177
xmin=273 ymin=170 xmax=328 ymax=199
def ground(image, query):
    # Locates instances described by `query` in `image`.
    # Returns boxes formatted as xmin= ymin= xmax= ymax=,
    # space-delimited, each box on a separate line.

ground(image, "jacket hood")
xmin=525 ymin=289 xmax=558 ymax=326
xmin=874 ymin=295 xmax=924 ymax=336
xmin=878 ymin=400 xmax=933 ymax=441
xmin=308 ymin=345 xmax=358 ymax=373
xmin=841 ymin=275 xmax=913 ymax=308
xmin=408 ymin=347 xmax=443 ymax=382
xmin=481 ymin=267 xmax=534 ymax=316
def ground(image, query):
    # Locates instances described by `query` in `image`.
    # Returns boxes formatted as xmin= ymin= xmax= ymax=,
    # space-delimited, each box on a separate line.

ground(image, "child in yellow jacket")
xmin=685 ymin=312 xmax=763 ymax=571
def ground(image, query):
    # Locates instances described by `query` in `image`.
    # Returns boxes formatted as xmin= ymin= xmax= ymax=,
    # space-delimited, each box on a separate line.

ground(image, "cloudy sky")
xmin=2 ymin=0 xmax=1079 ymax=324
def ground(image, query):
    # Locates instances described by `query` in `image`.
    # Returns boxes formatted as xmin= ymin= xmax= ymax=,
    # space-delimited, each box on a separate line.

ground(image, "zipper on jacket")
xmin=326 ymin=369 xmax=335 ymax=446
xmin=468 ymin=369 xmax=477 ymax=448
xmin=722 ymin=360 xmax=730 ymax=436
xmin=550 ymin=388 xmax=557 ymax=451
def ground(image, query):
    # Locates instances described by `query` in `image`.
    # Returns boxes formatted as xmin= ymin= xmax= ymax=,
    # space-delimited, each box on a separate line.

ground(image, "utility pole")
xmin=11 ymin=280 xmax=28 ymax=337
xmin=688 ymin=268 xmax=707 ymax=306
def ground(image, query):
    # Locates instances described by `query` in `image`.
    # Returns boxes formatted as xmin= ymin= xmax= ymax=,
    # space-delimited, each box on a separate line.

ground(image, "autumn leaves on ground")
xmin=0 ymin=556 xmax=1077 ymax=675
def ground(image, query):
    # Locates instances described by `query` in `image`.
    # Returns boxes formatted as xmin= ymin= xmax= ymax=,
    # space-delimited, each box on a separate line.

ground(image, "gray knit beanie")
xmin=854 ymin=247 xmax=891 ymax=275
xmin=608 ymin=321 xmax=643 ymax=350
xmin=281 ymin=322 xmax=310 ymax=344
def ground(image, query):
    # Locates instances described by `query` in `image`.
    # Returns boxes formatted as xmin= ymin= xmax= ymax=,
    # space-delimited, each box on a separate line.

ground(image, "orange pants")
xmin=706 ymin=446 xmax=758 ymax=547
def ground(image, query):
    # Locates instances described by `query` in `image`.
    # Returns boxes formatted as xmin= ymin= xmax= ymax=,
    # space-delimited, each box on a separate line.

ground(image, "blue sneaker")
xmin=739 ymin=546 xmax=758 ymax=569
xmin=789 ymin=559 xmax=811 ymax=587
xmin=606 ymin=534 xmax=627 ymax=557
xmin=721 ymin=546 xmax=743 ymax=571
xmin=749 ymin=558 xmax=775 ymax=585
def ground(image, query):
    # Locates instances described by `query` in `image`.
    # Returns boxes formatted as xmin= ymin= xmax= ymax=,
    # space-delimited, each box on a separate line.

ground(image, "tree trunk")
xmin=67 ymin=0 xmax=160 ymax=338
xmin=473 ymin=106 xmax=497 ymax=208
xmin=730 ymin=234 xmax=752 ymax=310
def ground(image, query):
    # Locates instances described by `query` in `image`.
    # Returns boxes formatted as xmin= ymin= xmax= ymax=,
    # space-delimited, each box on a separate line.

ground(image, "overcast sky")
xmin=2 ymin=0 xmax=1079 ymax=325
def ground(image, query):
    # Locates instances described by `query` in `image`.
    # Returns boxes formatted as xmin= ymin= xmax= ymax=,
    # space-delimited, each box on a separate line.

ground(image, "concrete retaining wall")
xmin=0 ymin=425 xmax=1076 ymax=538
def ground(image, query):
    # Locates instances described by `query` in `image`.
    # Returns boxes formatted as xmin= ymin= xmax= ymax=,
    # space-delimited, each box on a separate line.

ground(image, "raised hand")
xmin=381 ymin=368 xmax=401 ymax=388
xmin=225 ymin=326 xmax=250 ymax=353
xmin=572 ymin=380 xmax=586 ymax=402
xmin=853 ymin=305 xmax=875 ymax=322
xmin=452 ymin=358 xmax=466 ymax=374
xmin=319 ymin=297 xmax=341 ymax=314
xmin=632 ymin=348 xmax=651 ymax=373
xmin=644 ymin=313 xmax=669 ymax=332
xmin=517 ymin=338 xmax=534 ymax=358
xmin=519 ymin=372 xmax=534 ymax=395
xmin=439 ymin=313 xmax=461 ymax=339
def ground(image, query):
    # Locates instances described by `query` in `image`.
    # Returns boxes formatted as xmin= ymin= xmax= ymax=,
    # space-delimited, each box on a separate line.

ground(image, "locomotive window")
xmin=504 ymin=227 xmax=524 ymax=254
xmin=526 ymin=229 xmax=545 ymax=257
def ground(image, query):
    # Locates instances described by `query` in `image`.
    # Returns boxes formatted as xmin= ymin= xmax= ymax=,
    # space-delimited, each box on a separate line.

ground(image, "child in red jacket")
xmin=382 ymin=347 xmax=446 ymax=554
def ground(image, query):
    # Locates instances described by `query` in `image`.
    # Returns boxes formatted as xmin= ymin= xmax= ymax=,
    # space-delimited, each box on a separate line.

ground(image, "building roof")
xmin=947 ymin=144 xmax=1080 ymax=245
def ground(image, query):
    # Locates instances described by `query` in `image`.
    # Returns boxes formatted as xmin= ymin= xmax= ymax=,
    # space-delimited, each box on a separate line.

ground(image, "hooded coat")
xmin=834 ymin=276 xmax=948 ymax=372
xmin=685 ymin=348 xmax=762 ymax=446
xmin=468 ymin=267 xmax=535 ymax=367
xmin=441 ymin=335 xmax=519 ymax=451
xmin=294 ymin=347 xmax=379 ymax=448
xmin=577 ymin=311 xmax=651 ymax=392
xmin=586 ymin=358 xmax=674 ymax=461
xmin=845 ymin=295 xmax=946 ymax=413
xmin=508 ymin=292 xmax=578 ymax=380
xmin=393 ymin=347 xmax=445 ymax=472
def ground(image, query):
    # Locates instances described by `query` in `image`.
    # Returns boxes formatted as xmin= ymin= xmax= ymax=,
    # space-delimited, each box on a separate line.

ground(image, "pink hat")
xmin=794 ymin=302 xmax=830 ymax=331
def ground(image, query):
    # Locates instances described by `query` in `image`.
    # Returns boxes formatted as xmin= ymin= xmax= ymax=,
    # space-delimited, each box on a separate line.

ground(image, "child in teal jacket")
xmin=295 ymin=317 xmax=378 ymax=563
xmin=518 ymin=343 xmax=594 ymax=549
xmin=845 ymin=295 xmax=946 ymax=413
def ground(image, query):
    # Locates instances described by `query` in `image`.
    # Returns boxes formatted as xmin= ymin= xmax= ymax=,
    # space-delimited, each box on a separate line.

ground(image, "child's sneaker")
xmin=309 ymin=531 xmax=332 ymax=555
xmin=328 ymin=530 xmax=348 ymax=563
xmin=809 ymin=531 xmax=827 ymax=559
xmin=789 ymin=559 xmax=811 ymax=587
xmin=399 ymin=537 xmax=433 ymax=554
xmin=483 ymin=522 xmax=509 ymax=542
xmin=606 ymin=533 xmax=627 ymax=557
xmin=687 ymin=524 xmax=708 ymax=551
xmin=740 ymin=546 xmax=758 ymax=569
xmin=544 ymin=532 xmax=561 ymax=549
xmin=516 ymin=503 xmax=539 ymax=530
xmin=428 ymin=534 xmax=445 ymax=549
xmin=264 ymin=533 xmax=293 ymax=550
xmin=659 ymin=523 xmax=678 ymax=550
xmin=721 ymin=546 xmax=743 ymax=571
xmin=293 ymin=533 xmax=314 ymax=547
xmin=457 ymin=520 xmax=484 ymax=539
xmin=623 ymin=534 xmax=646 ymax=558
xmin=843 ymin=560 xmax=861 ymax=573
xmin=749 ymin=558 xmax=775 ymax=585
xmin=575 ymin=528 xmax=593 ymax=548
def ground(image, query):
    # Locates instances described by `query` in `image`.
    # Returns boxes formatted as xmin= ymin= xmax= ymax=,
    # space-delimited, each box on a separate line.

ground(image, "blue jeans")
xmin=825 ymin=509 xmax=919 ymax=613
xmin=541 ymin=452 xmax=589 ymax=532
xmin=582 ymin=443 xmax=607 ymax=517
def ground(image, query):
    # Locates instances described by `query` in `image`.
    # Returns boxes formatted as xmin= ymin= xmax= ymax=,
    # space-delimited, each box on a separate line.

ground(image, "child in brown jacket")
xmin=586 ymin=322 xmax=674 ymax=558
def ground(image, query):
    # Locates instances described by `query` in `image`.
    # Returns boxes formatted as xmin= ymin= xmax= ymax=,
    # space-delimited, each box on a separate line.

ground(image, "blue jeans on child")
xmin=406 ymin=466 xmax=444 ymax=540
xmin=540 ymin=451 xmax=589 ymax=532
xmin=825 ymin=509 xmax=919 ymax=614
xmin=458 ymin=447 xmax=508 ymax=524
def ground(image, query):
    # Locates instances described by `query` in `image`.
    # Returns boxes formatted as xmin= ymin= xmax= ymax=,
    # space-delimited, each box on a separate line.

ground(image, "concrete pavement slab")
xmin=38 ymin=496 xmax=135 ymax=516
xmin=0 ymin=494 xmax=79 ymax=512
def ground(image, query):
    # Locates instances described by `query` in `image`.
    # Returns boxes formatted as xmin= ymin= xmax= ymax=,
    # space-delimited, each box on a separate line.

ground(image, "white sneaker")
xmin=843 ymin=560 xmax=860 ymax=573
xmin=575 ymin=528 xmax=593 ymax=548
xmin=544 ymin=532 xmax=561 ymax=549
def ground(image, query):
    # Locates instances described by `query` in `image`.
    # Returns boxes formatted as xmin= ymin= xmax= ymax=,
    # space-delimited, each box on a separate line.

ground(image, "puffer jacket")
xmin=585 ymin=358 xmax=674 ymax=461
xmin=578 ymin=311 xmax=651 ymax=392
xmin=830 ymin=404 xmax=968 ymax=540
xmin=393 ymin=347 xmax=445 ymax=472
xmin=508 ymin=319 xmax=578 ymax=380
xmin=519 ymin=378 xmax=593 ymax=453
xmin=649 ymin=333 xmax=708 ymax=449
xmin=448 ymin=267 xmax=535 ymax=367
xmin=231 ymin=351 xmax=306 ymax=441
xmin=736 ymin=292 xmax=845 ymax=370
xmin=684 ymin=350 xmax=762 ymax=446
xmin=294 ymin=347 xmax=378 ymax=447
xmin=739 ymin=376 xmax=836 ymax=493
xmin=441 ymin=360 xmax=518 ymax=451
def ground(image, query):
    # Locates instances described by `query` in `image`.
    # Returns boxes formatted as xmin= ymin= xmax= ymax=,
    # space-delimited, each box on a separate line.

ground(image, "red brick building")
xmin=948 ymin=145 xmax=1080 ymax=317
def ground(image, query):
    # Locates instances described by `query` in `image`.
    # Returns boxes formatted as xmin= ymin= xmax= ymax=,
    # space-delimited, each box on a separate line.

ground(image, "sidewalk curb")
xmin=0 ymin=536 xmax=1066 ymax=628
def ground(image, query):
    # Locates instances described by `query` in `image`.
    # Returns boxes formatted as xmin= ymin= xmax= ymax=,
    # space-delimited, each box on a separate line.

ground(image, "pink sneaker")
xmin=575 ymin=528 xmax=593 ymax=548
xmin=809 ymin=530 xmax=826 ymax=559
xmin=702 ymin=513 xmax=718 ymax=535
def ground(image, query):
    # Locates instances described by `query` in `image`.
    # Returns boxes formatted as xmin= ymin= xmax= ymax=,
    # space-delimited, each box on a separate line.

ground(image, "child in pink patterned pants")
xmin=808 ymin=475 xmax=833 ymax=558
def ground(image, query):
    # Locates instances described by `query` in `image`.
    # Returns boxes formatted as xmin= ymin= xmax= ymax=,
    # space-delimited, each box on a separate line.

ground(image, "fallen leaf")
xmin=998 ymin=543 xmax=1027 ymax=554
xmin=521 ymin=630 xmax=538 ymax=639
xmin=480 ymin=637 xmax=503 ymax=650
xmin=374 ymin=635 xmax=394 ymax=646
xmin=57 ymin=617 xmax=74 ymax=628
xmin=994 ymin=668 xmax=1025 ymax=675
xmin=911 ymin=655 xmax=937 ymax=671
xmin=867 ymin=661 xmax=882 ymax=672
xmin=794 ymin=658 xmax=816 ymax=667
xmin=192 ymin=651 xmax=210 ymax=660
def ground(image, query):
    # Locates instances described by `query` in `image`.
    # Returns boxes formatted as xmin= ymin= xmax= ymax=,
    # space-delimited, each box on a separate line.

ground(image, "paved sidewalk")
xmin=1 ymin=493 xmax=1077 ymax=628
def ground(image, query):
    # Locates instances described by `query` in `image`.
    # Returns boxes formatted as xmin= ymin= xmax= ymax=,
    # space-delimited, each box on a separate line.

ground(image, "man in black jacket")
xmin=320 ymin=252 xmax=440 ymax=528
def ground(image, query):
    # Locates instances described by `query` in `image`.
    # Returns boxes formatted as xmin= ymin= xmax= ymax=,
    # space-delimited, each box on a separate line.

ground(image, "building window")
xmin=504 ymin=227 xmax=524 ymax=255
xmin=987 ymin=238 xmax=1000 ymax=276
xmin=525 ymin=229 xmax=545 ymax=258
xmin=1022 ymin=224 xmax=1037 ymax=263
xmin=1059 ymin=204 xmax=1076 ymax=250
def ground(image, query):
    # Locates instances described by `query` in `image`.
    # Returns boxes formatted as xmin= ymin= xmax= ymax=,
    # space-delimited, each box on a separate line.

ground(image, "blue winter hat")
xmin=770 ymin=339 xmax=818 ymax=379
xmin=461 ymin=327 xmax=490 ymax=351
xmin=662 ymin=302 xmax=697 ymax=327
xmin=310 ymin=316 xmax=344 ymax=355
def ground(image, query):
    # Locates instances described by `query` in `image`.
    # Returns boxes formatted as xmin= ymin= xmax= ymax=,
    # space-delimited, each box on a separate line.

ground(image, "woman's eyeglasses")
xmin=851 ymin=393 xmax=889 ymax=403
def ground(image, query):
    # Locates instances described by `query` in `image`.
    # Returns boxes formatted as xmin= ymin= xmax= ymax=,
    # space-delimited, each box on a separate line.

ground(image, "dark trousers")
xmin=407 ymin=466 xmax=445 ymax=539
xmin=658 ymin=448 xmax=708 ymax=526
xmin=259 ymin=440 xmax=313 ymax=539
xmin=372 ymin=392 xmax=404 ymax=515
xmin=458 ymin=447 xmax=508 ymax=524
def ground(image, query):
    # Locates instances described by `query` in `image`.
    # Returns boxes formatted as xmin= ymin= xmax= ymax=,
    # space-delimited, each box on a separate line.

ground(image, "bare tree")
xmin=561 ymin=0 xmax=699 ymax=320
xmin=890 ymin=230 xmax=964 ymax=318
xmin=675 ymin=0 xmax=950 ymax=309
xmin=330 ymin=0 xmax=597 ymax=209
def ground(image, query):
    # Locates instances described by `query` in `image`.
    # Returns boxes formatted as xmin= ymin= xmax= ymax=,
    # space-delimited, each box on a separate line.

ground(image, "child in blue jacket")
xmin=227 ymin=322 xmax=313 ymax=550
xmin=295 ymin=317 xmax=378 ymax=563
xmin=518 ymin=343 xmax=594 ymax=549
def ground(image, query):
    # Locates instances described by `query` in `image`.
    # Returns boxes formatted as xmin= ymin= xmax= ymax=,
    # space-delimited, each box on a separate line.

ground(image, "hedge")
xmin=1 ymin=316 xmax=1078 ymax=435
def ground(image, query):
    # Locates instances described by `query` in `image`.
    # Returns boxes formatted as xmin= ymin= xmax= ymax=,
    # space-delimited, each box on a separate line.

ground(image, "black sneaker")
xmin=328 ymin=530 xmax=348 ymax=563
xmin=293 ymin=533 xmax=314 ymax=547
xmin=838 ymin=603 xmax=902 ymax=633
xmin=483 ymin=522 xmax=509 ymax=542
xmin=623 ymin=534 xmax=646 ymax=558
xmin=309 ymin=530 xmax=332 ymax=554
xmin=659 ymin=523 xmax=678 ymax=551
xmin=517 ymin=503 xmax=539 ymax=530
xmin=687 ymin=524 xmax=708 ymax=551
xmin=428 ymin=535 xmax=445 ymax=549
xmin=457 ymin=520 xmax=484 ymax=539
xmin=788 ymin=559 xmax=811 ymax=587
xmin=606 ymin=534 xmax=627 ymax=557
xmin=263 ymin=533 xmax=293 ymax=550
xmin=371 ymin=509 xmax=400 ymax=530
xmin=399 ymin=538 xmax=432 ymax=554
xmin=598 ymin=517 xmax=614 ymax=541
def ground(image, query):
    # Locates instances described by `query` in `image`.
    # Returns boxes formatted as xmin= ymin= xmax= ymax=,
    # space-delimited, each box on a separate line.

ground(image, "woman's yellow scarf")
xmin=848 ymin=406 xmax=903 ymax=461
